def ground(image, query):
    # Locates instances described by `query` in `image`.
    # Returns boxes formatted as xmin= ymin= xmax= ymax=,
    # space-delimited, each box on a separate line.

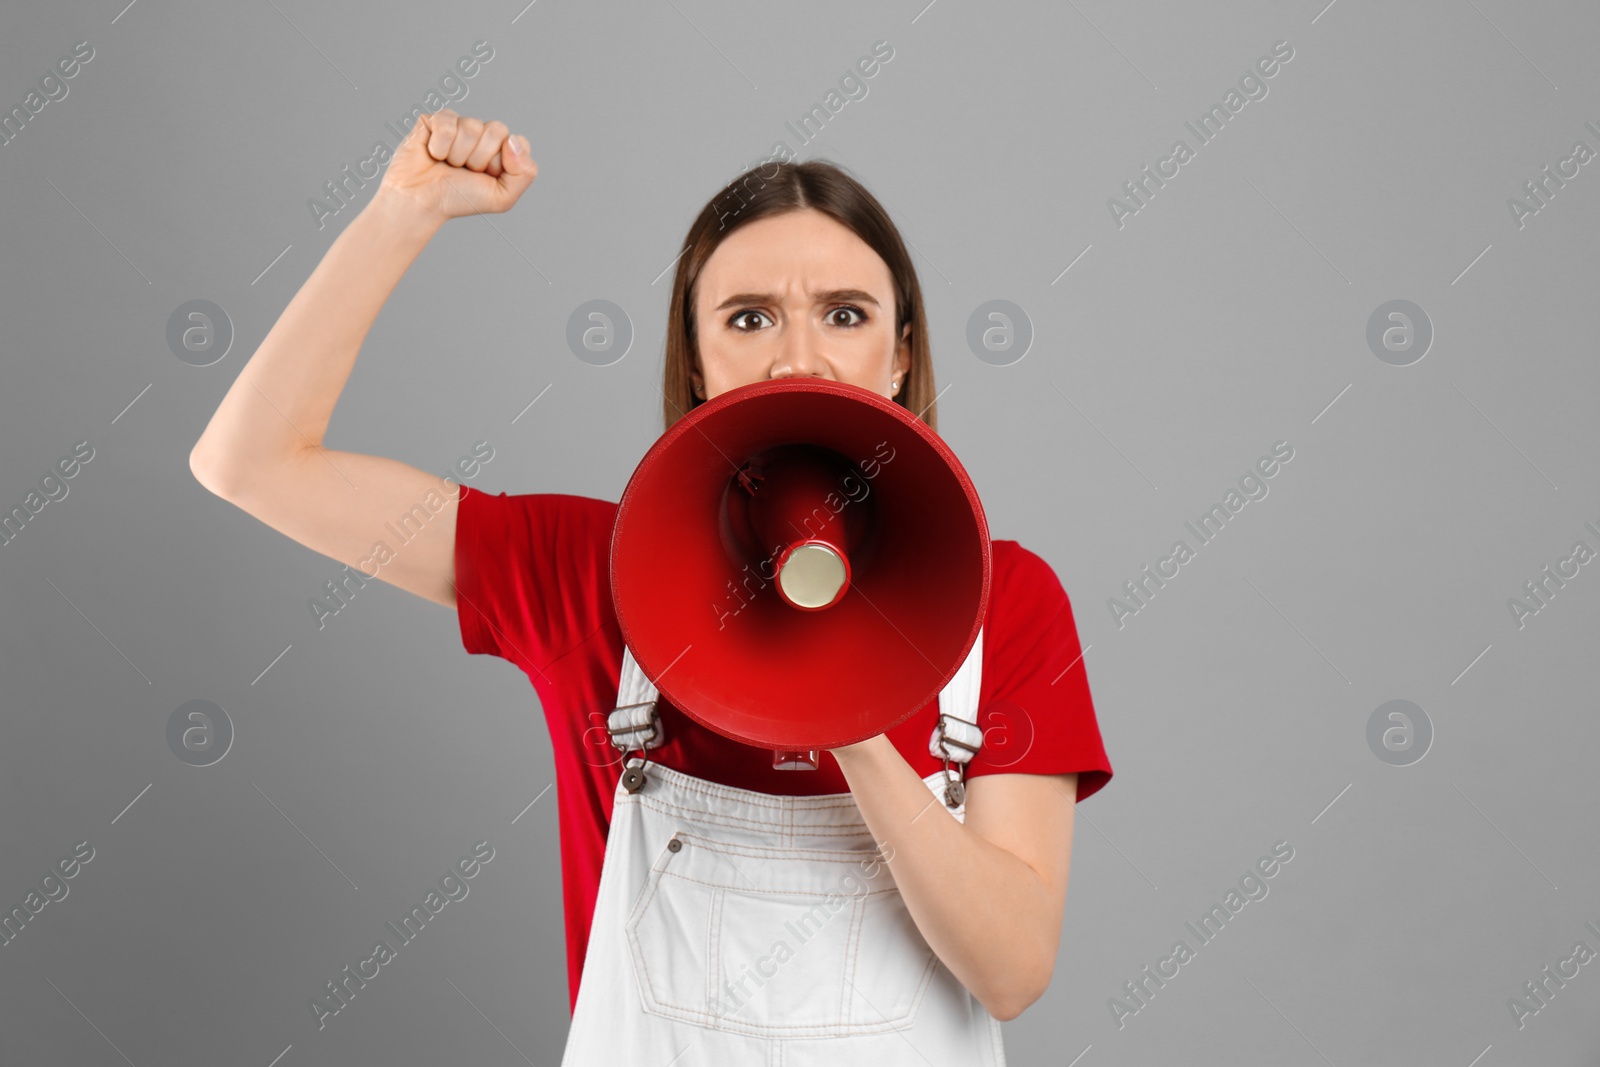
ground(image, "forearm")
xmin=830 ymin=735 xmax=1054 ymax=1021
xmin=192 ymin=191 xmax=444 ymax=474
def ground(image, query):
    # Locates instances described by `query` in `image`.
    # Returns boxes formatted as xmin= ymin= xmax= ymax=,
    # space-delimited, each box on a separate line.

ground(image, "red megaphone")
xmin=610 ymin=378 xmax=990 ymax=769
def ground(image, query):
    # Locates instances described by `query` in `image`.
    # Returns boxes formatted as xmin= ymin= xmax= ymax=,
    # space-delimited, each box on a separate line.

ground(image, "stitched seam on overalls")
xmin=629 ymin=848 xmax=946 ymax=1037
xmin=627 ymin=853 xmax=673 ymax=1014
xmin=635 ymin=794 xmax=871 ymax=836
xmin=707 ymin=886 xmax=722 ymax=1016
xmin=839 ymin=893 xmax=864 ymax=1027
xmin=671 ymin=834 xmax=896 ymax=866
xmin=624 ymin=762 xmax=954 ymax=821
xmin=633 ymin=997 xmax=916 ymax=1038
xmin=642 ymin=774 xmax=867 ymax=817
xmin=658 ymin=869 xmax=902 ymax=897
xmin=633 ymin=870 xmax=922 ymax=1035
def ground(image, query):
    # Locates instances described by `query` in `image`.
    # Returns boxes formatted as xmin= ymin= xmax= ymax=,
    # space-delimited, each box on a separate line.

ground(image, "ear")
xmin=896 ymin=323 xmax=912 ymax=379
xmin=690 ymin=362 xmax=706 ymax=399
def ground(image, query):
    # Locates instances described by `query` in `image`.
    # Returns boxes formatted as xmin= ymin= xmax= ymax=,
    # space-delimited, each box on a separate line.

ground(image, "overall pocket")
xmin=624 ymin=830 xmax=938 ymax=1039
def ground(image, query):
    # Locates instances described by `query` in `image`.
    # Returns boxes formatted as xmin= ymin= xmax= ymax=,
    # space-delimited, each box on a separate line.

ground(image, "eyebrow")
xmin=711 ymin=288 xmax=882 ymax=313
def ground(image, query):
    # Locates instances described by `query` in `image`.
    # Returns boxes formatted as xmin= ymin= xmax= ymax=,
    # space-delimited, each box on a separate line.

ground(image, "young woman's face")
xmin=690 ymin=208 xmax=912 ymax=403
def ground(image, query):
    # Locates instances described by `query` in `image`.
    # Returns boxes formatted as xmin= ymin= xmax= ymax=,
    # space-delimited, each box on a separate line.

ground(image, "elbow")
xmin=189 ymin=442 xmax=239 ymax=498
xmin=985 ymin=958 xmax=1053 ymax=1023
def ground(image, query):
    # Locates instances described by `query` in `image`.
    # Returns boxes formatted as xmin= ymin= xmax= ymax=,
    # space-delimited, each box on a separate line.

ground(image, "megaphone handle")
xmin=772 ymin=748 xmax=820 ymax=771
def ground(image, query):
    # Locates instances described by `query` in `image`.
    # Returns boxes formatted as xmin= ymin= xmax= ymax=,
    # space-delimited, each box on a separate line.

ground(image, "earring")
xmin=891 ymin=379 xmax=900 ymax=393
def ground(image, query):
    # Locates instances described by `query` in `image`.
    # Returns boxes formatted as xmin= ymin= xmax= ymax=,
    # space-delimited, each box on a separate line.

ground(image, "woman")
xmin=190 ymin=110 xmax=1112 ymax=1064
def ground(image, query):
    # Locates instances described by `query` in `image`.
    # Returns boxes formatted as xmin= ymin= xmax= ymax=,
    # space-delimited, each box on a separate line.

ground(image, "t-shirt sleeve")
xmin=453 ymin=483 xmax=617 ymax=675
xmin=966 ymin=543 xmax=1113 ymax=803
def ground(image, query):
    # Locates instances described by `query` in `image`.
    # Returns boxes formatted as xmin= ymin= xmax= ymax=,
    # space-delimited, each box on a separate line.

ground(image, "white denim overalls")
xmin=558 ymin=626 xmax=1005 ymax=1066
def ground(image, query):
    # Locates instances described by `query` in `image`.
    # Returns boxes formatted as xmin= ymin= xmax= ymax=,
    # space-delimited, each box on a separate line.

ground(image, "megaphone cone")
xmin=611 ymin=378 xmax=990 ymax=762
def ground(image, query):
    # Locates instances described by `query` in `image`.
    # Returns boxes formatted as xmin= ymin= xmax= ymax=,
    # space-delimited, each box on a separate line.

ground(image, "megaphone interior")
xmin=611 ymin=377 xmax=990 ymax=769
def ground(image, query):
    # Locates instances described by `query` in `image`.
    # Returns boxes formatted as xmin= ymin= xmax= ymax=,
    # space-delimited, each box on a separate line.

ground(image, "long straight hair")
xmin=660 ymin=160 xmax=937 ymax=435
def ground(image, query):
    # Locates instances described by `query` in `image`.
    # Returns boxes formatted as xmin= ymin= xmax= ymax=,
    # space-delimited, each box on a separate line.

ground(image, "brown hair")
xmin=660 ymin=159 xmax=937 ymax=435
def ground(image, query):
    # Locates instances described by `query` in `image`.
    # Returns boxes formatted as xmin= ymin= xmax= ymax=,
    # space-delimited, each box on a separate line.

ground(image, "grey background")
xmin=2 ymin=0 xmax=1596 ymax=1064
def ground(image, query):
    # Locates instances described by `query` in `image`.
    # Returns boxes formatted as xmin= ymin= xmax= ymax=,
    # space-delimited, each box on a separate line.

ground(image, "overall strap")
xmin=928 ymin=625 xmax=985 ymax=809
xmin=608 ymin=645 xmax=664 ymax=754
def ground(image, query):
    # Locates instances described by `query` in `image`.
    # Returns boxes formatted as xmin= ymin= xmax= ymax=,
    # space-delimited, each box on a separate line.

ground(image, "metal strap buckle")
xmin=609 ymin=700 xmax=660 ymax=794
xmin=934 ymin=719 xmax=981 ymax=759
xmin=931 ymin=712 xmax=982 ymax=809
xmin=607 ymin=700 xmax=660 ymax=752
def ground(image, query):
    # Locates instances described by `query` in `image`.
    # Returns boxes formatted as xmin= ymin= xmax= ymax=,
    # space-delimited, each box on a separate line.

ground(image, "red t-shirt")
xmin=452 ymin=483 xmax=1113 ymax=1012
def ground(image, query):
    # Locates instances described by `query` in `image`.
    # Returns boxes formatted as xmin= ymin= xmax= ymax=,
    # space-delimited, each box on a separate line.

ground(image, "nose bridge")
xmin=774 ymin=301 xmax=826 ymax=378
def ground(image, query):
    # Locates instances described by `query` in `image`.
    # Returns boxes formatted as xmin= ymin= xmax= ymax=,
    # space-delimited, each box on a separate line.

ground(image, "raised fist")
xmin=378 ymin=109 xmax=538 ymax=222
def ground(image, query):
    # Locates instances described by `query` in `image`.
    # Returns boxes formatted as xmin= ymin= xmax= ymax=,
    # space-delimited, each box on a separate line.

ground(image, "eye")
xmin=728 ymin=309 xmax=772 ymax=332
xmin=828 ymin=305 xmax=868 ymax=328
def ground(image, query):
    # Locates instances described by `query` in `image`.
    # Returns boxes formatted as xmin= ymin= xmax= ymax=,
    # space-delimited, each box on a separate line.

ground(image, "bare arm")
xmin=189 ymin=111 xmax=537 ymax=609
xmin=829 ymin=734 xmax=1077 ymax=1022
